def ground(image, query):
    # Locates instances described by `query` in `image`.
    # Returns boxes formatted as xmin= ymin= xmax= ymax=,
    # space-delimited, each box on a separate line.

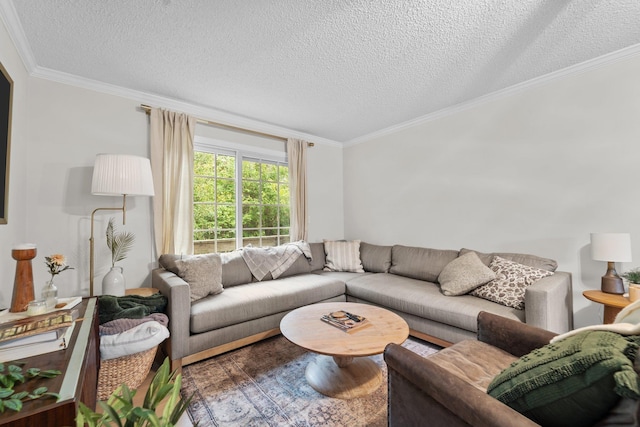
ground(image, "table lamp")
xmin=90 ymin=154 xmax=154 ymax=296
xmin=590 ymin=232 xmax=632 ymax=294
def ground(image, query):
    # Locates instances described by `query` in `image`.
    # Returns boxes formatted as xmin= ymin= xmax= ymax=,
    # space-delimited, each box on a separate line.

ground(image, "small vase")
xmin=102 ymin=266 xmax=125 ymax=296
xmin=42 ymin=279 xmax=58 ymax=310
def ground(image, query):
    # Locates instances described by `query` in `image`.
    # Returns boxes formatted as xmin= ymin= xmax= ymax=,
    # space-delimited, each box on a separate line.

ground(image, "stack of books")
xmin=321 ymin=310 xmax=369 ymax=332
xmin=0 ymin=308 xmax=79 ymax=362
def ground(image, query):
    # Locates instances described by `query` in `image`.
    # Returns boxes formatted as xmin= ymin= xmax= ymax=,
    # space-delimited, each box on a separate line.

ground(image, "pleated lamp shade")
xmin=91 ymin=154 xmax=154 ymax=196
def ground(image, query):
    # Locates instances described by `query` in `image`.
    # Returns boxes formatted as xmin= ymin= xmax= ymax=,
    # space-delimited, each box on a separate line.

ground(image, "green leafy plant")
xmin=76 ymin=358 xmax=196 ymax=427
xmin=622 ymin=268 xmax=640 ymax=284
xmin=106 ymin=217 xmax=136 ymax=268
xmin=0 ymin=362 xmax=61 ymax=412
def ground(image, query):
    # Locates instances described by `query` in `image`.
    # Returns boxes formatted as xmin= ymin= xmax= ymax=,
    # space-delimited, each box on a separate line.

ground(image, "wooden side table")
xmin=583 ymin=290 xmax=631 ymax=324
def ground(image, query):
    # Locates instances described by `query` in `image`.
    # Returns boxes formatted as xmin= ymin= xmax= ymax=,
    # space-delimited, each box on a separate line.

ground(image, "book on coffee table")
xmin=321 ymin=310 xmax=369 ymax=332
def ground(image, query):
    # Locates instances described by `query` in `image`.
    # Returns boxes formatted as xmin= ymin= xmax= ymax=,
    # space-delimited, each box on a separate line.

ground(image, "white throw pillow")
xmin=438 ymin=251 xmax=496 ymax=296
xmin=100 ymin=320 xmax=170 ymax=360
xmin=323 ymin=240 xmax=365 ymax=273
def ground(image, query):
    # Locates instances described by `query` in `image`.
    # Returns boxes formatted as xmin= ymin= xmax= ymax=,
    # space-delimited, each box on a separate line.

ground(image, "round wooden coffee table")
xmin=280 ymin=302 xmax=409 ymax=399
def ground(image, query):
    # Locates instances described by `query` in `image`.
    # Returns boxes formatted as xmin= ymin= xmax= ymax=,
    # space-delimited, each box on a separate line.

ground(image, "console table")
xmin=0 ymin=297 xmax=99 ymax=426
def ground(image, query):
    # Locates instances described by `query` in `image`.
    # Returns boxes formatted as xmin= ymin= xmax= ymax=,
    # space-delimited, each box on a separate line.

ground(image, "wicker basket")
xmin=97 ymin=345 xmax=158 ymax=401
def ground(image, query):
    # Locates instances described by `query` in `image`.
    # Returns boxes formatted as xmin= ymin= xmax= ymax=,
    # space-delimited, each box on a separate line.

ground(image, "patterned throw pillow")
xmin=470 ymin=256 xmax=553 ymax=309
xmin=174 ymin=253 xmax=224 ymax=302
xmin=323 ymin=240 xmax=365 ymax=273
xmin=438 ymin=251 xmax=497 ymax=296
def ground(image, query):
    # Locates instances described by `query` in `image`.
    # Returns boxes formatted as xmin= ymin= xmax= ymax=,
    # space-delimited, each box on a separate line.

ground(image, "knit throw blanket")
xmin=241 ymin=241 xmax=312 ymax=281
xmin=98 ymin=294 xmax=168 ymax=325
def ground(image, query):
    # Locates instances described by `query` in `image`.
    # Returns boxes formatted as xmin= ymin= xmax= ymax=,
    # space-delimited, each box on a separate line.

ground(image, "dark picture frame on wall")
xmin=0 ymin=62 xmax=12 ymax=224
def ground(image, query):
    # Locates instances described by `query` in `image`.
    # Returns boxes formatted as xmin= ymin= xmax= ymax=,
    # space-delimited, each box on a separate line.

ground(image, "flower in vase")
xmin=44 ymin=254 xmax=74 ymax=281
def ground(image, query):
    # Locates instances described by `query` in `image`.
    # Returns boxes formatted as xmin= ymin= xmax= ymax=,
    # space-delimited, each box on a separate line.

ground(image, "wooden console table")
xmin=0 ymin=297 xmax=99 ymax=426
xmin=583 ymin=290 xmax=631 ymax=324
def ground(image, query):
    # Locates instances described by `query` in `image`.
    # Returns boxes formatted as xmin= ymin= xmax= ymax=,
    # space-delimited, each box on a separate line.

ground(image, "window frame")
xmin=193 ymin=136 xmax=289 ymax=252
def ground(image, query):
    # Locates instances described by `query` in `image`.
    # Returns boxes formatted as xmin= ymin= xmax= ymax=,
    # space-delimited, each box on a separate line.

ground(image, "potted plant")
xmin=622 ymin=268 xmax=640 ymax=302
xmin=102 ymin=218 xmax=135 ymax=296
xmin=76 ymin=358 xmax=195 ymax=427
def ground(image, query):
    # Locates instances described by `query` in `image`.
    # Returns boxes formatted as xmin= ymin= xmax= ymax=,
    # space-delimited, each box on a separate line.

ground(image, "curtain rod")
xmin=140 ymin=104 xmax=313 ymax=147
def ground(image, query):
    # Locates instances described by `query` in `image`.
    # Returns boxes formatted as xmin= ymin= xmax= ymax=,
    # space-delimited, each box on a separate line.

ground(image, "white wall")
xmin=344 ymin=54 xmax=640 ymax=328
xmin=0 ymin=20 xmax=344 ymax=306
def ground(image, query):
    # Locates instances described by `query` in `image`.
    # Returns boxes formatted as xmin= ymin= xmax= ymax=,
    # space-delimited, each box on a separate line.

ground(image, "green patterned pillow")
xmin=487 ymin=331 xmax=640 ymax=427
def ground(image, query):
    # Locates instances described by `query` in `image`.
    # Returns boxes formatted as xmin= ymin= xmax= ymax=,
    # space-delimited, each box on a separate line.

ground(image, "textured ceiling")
xmin=4 ymin=0 xmax=640 ymax=143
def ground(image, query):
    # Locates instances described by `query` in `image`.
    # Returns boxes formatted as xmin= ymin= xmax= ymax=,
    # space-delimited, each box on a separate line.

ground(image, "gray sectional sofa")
xmin=152 ymin=241 xmax=573 ymax=370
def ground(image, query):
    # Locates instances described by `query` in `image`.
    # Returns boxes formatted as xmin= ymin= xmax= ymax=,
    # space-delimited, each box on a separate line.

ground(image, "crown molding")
xmin=0 ymin=1 xmax=37 ymax=73
xmin=345 ymin=43 xmax=640 ymax=147
xmin=30 ymin=65 xmax=342 ymax=147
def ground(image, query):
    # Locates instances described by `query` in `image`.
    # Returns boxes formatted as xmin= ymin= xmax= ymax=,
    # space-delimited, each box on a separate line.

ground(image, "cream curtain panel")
xmin=287 ymin=138 xmax=309 ymax=241
xmin=150 ymin=108 xmax=196 ymax=256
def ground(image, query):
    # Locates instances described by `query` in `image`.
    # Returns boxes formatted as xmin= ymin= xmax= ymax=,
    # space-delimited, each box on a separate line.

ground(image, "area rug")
xmin=181 ymin=335 xmax=439 ymax=426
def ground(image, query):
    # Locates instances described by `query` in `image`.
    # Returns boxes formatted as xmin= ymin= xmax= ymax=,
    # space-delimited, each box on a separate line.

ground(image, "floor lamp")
xmin=90 ymin=154 xmax=154 ymax=297
xmin=590 ymin=232 xmax=632 ymax=295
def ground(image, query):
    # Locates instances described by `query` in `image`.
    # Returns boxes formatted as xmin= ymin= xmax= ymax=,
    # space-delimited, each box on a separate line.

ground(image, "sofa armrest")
xmin=477 ymin=311 xmax=557 ymax=357
xmin=524 ymin=271 xmax=573 ymax=333
xmin=151 ymin=268 xmax=190 ymax=363
xmin=384 ymin=343 xmax=539 ymax=427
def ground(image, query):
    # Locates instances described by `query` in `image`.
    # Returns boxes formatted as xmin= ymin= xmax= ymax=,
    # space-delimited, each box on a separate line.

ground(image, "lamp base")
xmin=601 ymin=261 xmax=625 ymax=294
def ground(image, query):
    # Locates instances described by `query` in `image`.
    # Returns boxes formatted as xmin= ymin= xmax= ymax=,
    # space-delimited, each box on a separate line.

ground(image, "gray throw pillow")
xmin=438 ymin=251 xmax=496 ymax=296
xmin=323 ymin=240 xmax=365 ymax=273
xmin=174 ymin=253 xmax=223 ymax=302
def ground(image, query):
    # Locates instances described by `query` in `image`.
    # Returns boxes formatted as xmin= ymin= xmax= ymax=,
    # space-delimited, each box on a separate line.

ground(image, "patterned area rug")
xmin=181 ymin=335 xmax=439 ymax=426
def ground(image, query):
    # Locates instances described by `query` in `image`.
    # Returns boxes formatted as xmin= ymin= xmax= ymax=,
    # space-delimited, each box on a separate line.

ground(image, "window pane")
xmin=217 ymin=179 xmax=235 ymax=204
xmin=279 ymin=165 xmax=289 ymax=183
xmin=194 ymin=204 xmax=216 ymax=230
xmin=194 ymin=177 xmax=214 ymax=202
xmin=217 ymin=205 xmax=235 ymax=229
xmin=263 ymin=205 xmax=278 ymax=228
xmin=242 ymin=205 xmax=261 ymax=228
xmin=217 ymin=155 xmax=235 ymax=178
xmin=262 ymin=182 xmax=279 ymax=204
xmin=279 ymin=183 xmax=290 ymax=204
xmin=242 ymin=181 xmax=260 ymax=204
xmin=279 ymin=206 xmax=290 ymax=227
xmin=262 ymin=163 xmax=278 ymax=182
xmin=194 ymin=152 xmax=214 ymax=176
xmin=242 ymin=159 xmax=260 ymax=180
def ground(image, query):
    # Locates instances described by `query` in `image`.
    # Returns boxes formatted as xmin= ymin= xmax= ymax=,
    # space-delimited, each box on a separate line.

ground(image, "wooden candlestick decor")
xmin=10 ymin=245 xmax=37 ymax=313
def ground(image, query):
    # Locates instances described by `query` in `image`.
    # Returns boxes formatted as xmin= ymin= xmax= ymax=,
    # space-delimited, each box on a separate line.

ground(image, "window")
xmin=193 ymin=139 xmax=290 ymax=254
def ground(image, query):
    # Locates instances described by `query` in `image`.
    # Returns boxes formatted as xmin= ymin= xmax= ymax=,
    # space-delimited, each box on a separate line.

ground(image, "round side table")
xmin=583 ymin=290 xmax=631 ymax=324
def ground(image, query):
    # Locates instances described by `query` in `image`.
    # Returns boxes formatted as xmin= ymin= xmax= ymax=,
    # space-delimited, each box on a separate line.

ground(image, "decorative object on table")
xmin=622 ymin=267 xmax=640 ymax=302
xmin=591 ymin=232 xmax=632 ymax=294
xmin=0 ymin=322 xmax=75 ymax=362
xmin=10 ymin=244 xmax=37 ymax=313
xmin=42 ymin=253 xmax=74 ymax=310
xmin=0 ymin=308 xmax=78 ymax=344
xmin=0 ymin=362 xmax=61 ymax=412
xmin=77 ymin=358 xmax=193 ymax=427
xmin=101 ymin=217 xmax=135 ymax=296
xmin=89 ymin=153 xmax=154 ymax=296
xmin=321 ymin=310 xmax=369 ymax=331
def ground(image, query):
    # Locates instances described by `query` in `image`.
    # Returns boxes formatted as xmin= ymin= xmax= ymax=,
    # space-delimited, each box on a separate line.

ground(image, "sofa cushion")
xmin=190 ymin=274 xmax=346 ymax=332
xmin=219 ymin=250 xmax=253 ymax=287
xmin=427 ymin=340 xmax=518 ymax=391
xmin=488 ymin=331 xmax=640 ymax=427
xmin=323 ymin=240 xmax=365 ymax=273
xmin=309 ymin=242 xmax=326 ymax=272
xmin=360 ymin=242 xmax=392 ymax=273
xmin=438 ymin=251 xmax=497 ymax=296
xmin=174 ymin=253 xmax=224 ymax=302
xmin=390 ymin=245 xmax=459 ymax=283
xmin=471 ymin=256 xmax=554 ymax=309
xmin=345 ymin=273 xmax=524 ymax=333
xmin=460 ymin=248 xmax=558 ymax=272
